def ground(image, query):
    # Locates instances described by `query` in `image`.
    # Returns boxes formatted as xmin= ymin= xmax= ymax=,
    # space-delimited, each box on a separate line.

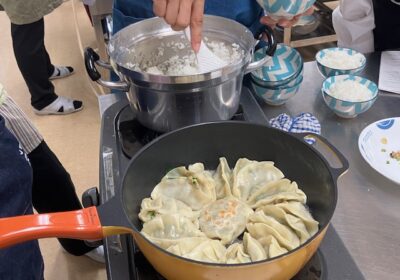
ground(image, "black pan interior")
xmin=121 ymin=122 xmax=337 ymax=230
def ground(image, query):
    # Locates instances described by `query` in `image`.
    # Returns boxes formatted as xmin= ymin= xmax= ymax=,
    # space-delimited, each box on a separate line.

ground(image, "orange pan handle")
xmin=0 ymin=206 xmax=103 ymax=249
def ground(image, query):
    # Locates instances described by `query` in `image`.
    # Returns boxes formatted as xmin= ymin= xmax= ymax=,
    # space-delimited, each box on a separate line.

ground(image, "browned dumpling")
xmin=199 ymin=197 xmax=253 ymax=245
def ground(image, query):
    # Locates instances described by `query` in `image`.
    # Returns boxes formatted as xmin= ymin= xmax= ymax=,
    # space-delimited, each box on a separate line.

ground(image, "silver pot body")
xmin=123 ymin=71 xmax=244 ymax=132
xmin=87 ymin=16 xmax=275 ymax=132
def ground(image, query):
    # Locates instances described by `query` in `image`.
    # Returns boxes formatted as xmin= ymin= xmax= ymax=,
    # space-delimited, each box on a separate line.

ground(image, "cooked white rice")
xmin=142 ymin=39 xmax=243 ymax=75
xmin=328 ymin=80 xmax=372 ymax=102
xmin=320 ymin=50 xmax=364 ymax=70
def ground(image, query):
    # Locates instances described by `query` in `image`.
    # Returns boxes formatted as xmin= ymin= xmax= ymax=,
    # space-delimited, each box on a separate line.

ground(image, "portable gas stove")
xmin=97 ymin=87 xmax=365 ymax=280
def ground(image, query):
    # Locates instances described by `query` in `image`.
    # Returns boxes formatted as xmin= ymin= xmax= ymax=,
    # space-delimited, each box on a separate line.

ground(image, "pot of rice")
xmin=85 ymin=15 xmax=276 ymax=132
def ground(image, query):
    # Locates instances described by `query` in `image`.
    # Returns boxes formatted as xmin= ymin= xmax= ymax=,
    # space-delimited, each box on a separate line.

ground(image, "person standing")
xmin=112 ymin=0 xmax=314 ymax=50
xmin=0 ymin=0 xmax=83 ymax=115
xmin=0 ymin=114 xmax=44 ymax=279
xmin=0 ymin=83 xmax=104 ymax=263
xmin=333 ymin=0 xmax=400 ymax=53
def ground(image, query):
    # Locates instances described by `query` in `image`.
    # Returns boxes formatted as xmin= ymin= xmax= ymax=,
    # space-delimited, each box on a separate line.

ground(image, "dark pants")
xmin=28 ymin=141 xmax=94 ymax=256
xmin=0 ymin=116 xmax=44 ymax=280
xmin=11 ymin=18 xmax=58 ymax=110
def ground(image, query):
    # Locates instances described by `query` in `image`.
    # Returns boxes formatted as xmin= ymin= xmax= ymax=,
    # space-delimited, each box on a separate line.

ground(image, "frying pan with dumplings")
xmin=0 ymin=122 xmax=348 ymax=280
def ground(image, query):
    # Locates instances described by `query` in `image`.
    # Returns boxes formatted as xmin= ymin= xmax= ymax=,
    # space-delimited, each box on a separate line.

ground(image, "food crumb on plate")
xmin=390 ymin=151 xmax=400 ymax=161
xmin=380 ymin=137 xmax=388 ymax=144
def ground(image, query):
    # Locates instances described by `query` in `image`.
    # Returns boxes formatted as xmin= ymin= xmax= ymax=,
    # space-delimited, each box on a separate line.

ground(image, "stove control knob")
xmin=82 ymin=187 xmax=100 ymax=207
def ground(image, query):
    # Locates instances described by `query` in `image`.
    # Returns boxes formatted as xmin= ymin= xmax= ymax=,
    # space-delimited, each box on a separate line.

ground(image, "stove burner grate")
xmin=118 ymin=105 xmax=245 ymax=159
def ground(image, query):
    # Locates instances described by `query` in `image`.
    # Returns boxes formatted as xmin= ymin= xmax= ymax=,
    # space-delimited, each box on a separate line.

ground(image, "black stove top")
xmin=99 ymin=87 xmax=365 ymax=280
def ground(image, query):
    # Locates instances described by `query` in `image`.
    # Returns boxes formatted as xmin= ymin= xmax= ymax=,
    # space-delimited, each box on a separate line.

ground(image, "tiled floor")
xmin=0 ymin=1 xmax=107 ymax=279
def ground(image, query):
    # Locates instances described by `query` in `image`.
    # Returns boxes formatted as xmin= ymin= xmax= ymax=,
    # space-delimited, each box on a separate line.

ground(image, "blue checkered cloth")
xmin=269 ymin=113 xmax=321 ymax=145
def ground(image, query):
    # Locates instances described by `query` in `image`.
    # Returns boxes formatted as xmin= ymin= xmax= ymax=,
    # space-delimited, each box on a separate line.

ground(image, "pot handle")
xmin=245 ymin=26 xmax=277 ymax=74
xmin=0 ymin=207 xmax=103 ymax=249
xmin=84 ymin=47 xmax=130 ymax=91
xmin=292 ymin=132 xmax=349 ymax=181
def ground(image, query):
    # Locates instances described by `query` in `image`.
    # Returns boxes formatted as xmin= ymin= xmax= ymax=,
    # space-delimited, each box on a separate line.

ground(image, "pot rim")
xmin=108 ymin=15 xmax=261 ymax=84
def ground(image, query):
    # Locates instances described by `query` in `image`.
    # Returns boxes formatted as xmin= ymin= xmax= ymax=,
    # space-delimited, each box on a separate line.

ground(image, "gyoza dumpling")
xmin=275 ymin=202 xmax=319 ymax=236
xmin=246 ymin=179 xmax=307 ymax=209
xmin=166 ymin=237 xmax=210 ymax=255
xmin=243 ymin=232 xmax=267 ymax=262
xmin=139 ymin=196 xmax=199 ymax=223
xmin=257 ymin=236 xmax=288 ymax=258
xmin=226 ymin=243 xmax=251 ymax=264
xmin=247 ymin=210 xmax=300 ymax=250
xmin=141 ymin=214 xmax=205 ymax=249
xmin=213 ymin=157 xmax=233 ymax=199
xmin=151 ymin=163 xmax=216 ymax=210
xmin=199 ymin=197 xmax=253 ymax=244
xmin=169 ymin=238 xmax=227 ymax=263
xmin=258 ymin=204 xmax=311 ymax=243
xmin=231 ymin=158 xmax=285 ymax=201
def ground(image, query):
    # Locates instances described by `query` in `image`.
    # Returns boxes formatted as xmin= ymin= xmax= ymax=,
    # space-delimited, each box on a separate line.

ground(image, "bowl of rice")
xmin=316 ymin=47 xmax=366 ymax=78
xmin=322 ymin=75 xmax=378 ymax=118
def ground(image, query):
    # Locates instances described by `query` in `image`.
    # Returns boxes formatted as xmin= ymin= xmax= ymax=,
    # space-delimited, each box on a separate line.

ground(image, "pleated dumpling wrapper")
xmin=225 ymin=243 xmax=251 ymax=264
xmin=167 ymin=238 xmax=227 ymax=263
xmin=151 ymin=163 xmax=216 ymax=210
xmin=232 ymin=158 xmax=285 ymax=201
xmin=141 ymin=213 xmax=205 ymax=249
xmin=139 ymin=196 xmax=199 ymax=223
xmin=247 ymin=179 xmax=307 ymax=209
xmin=247 ymin=210 xmax=300 ymax=251
xmin=258 ymin=203 xmax=318 ymax=244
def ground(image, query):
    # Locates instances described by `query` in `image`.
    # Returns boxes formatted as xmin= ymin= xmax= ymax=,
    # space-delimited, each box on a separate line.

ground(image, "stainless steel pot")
xmin=85 ymin=15 xmax=276 ymax=132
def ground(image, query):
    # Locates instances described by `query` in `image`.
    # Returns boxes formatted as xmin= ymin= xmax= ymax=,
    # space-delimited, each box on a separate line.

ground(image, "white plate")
xmin=358 ymin=117 xmax=400 ymax=184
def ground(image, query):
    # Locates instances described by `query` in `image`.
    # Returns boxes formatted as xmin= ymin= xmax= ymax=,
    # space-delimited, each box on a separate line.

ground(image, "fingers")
xmin=304 ymin=6 xmax=315 ymax=16
xmin=165 ymin=0 xmax=180 ymax=27
xmin=260 ymin=16 xmax=277 ymax=29
xmin=171 ymin=0 xmax=192 ymax=30
xmin=153 ymin=0 xmax=167 ymax=17
xmin=190 ymin=0 xmax=204 ymax=52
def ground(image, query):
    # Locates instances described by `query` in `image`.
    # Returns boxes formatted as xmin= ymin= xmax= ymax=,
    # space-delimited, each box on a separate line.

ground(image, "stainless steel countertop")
xmin=98 ymin=52 xmax=400 ymax=279
xmin=258 ymin=52 xmax=400 ymax=280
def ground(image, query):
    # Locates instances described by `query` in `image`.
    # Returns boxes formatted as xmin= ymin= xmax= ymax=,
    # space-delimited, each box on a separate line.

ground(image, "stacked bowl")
xmin=251 ymin=44 xmax=304 ymax=106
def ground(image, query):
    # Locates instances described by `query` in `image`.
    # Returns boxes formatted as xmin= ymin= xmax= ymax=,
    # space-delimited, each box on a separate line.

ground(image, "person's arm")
xmin=332 ymin=0 xmax=375 ymax=53
xmin=153 ymin=0 xmax=205 ymax=52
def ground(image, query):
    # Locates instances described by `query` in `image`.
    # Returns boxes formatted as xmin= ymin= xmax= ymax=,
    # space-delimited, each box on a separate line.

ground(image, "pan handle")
xmin=0 ymin=207 xmax=103 ymax=249
xmin=292 ymin=132 xmax=349 ymax=180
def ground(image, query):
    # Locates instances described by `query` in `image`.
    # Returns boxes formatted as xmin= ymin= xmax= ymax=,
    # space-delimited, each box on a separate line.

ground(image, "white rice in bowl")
xmin=320 ymin=50 xmax=365 ymax=70
xmin=328 ymin=80 xmax=373 ymax=102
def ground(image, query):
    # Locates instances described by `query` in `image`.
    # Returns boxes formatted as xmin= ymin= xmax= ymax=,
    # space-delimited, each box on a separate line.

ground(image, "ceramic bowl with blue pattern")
xmin=316 ymin=47 xmax=366 ymax=78
xmin=322 ymin=75 xmax=378 ymax=118
xmin=252 ymin=75 xmax=303 ymax=106
xmin=251 ymin=44 xmax=303 ymax=88
xmin=256 ymin=0 xmax=316 ymax=20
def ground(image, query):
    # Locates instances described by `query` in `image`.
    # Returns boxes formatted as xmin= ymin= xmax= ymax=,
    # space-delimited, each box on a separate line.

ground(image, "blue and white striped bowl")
xmin=251 ymin=44 xmax=303 ymax=88
xmin=322 ymin=75 xmax=378 ymax=118
xmin=256 ymin=0 xmax=316 ymax=20
xmin=316 ymin=47 xmax=366 ymax=78
xmin=252 ymin=75 xmax=303 ymax=106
